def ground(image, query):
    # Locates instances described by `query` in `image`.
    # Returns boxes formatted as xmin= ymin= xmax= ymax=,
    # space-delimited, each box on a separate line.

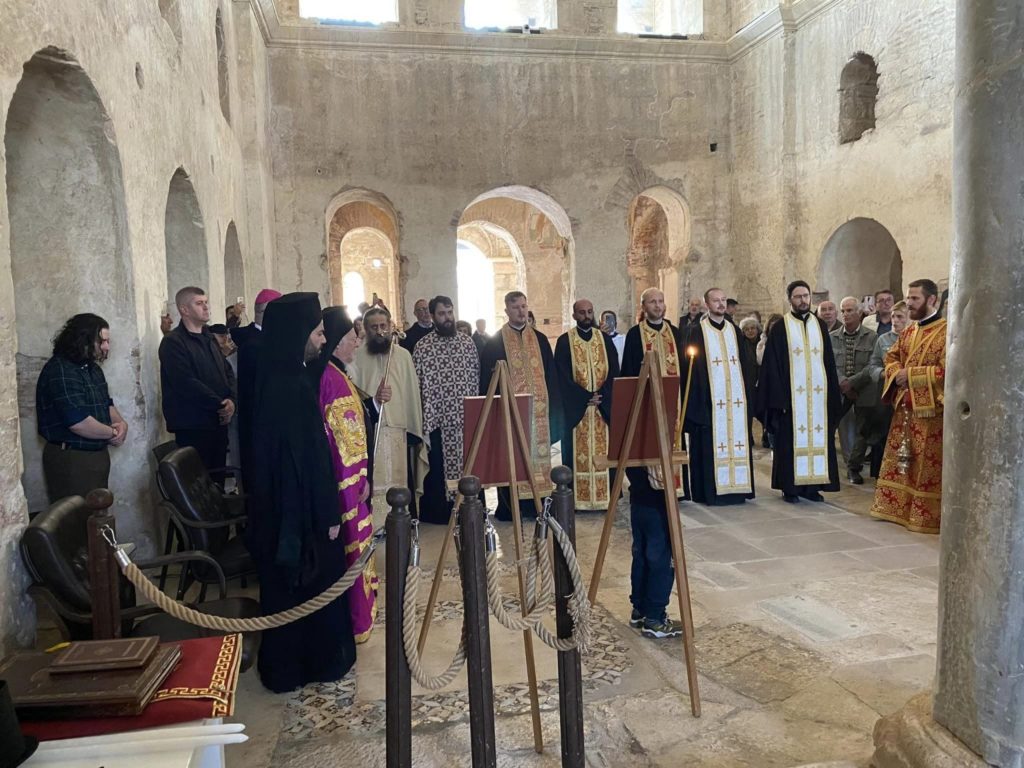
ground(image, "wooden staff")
xmin=372 ymin=327 xmax=405 ymax=460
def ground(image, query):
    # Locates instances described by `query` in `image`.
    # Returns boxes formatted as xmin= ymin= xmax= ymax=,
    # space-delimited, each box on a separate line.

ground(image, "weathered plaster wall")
xmin=268 ymin=44 xmax=732 ymax=331
xmin=0 ymin=0 xmax=274 ymax=654
xmin=728 ymin=0 xmax=953 ymax=316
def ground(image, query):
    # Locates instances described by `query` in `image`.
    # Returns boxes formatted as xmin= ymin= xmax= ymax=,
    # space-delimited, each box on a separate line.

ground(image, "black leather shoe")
xmin=805 ymin=491 xmax=826 ymax=502
xmin=783 ymin=494 xmax=800 ymax=504
xmin=848 ymin=471 xmax=864 ymax=485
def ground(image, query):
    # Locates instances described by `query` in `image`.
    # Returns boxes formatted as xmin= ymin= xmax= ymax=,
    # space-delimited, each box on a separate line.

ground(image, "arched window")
xmin=342 ymin=271 xmax=366 ymax=309
xmin=464 ymin=0 xmax=556 ymax=30
xmin=839 ymin=53 xmax=879 ymax=144
xmin=617 ymin=0 xmax=702 ymax=36
xmin=299 ymin=0 xmax=398 ymax=25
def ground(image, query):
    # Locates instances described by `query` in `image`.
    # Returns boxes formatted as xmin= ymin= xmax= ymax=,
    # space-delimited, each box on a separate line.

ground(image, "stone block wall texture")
xmin=0 ymin=0 xmax=954 ymax=652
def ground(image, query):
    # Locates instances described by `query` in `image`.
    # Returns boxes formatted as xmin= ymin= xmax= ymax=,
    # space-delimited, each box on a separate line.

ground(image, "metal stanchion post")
xmin=457 ymin=476 xmax=497 ymax=768
xmin=550 ymin=466 xmax=584 ymax=767
xmin=85 ymin=489 xmax=120 ymax=640
xmin=386 ymin=487 xmax=413 ymax=768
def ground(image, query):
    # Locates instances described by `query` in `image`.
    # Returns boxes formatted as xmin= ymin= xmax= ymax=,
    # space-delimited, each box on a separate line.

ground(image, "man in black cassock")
xmin=246 ymin=292 xmax=356 ymax=693
xmin=400 ymin=298 xmax=434 ymax=353
xmin=755 ymin=280 xmax=842 ymax=503
xmin=554 ymin=299 xmax=619 ymax=512
xmin=682 ymin=288 xmax=755 ymax=506
xmin=479 ymin=291 xmax=561 ymax=521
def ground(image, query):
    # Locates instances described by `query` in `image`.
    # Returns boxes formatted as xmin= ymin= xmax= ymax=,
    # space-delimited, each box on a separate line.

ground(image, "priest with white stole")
xmin=554 ymin=298 xmax=620 ymax=512
xmin=351 ymin=306 xmax=429 ymax=517
xmin=755 ymin=280 xmax=842 ymax=503
xmin=682 ymin=288 xmax=755 ymax=505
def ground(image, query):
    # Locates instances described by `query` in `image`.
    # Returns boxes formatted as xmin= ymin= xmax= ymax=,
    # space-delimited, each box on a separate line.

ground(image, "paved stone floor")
xmin=230 ymin=446 xmax=939 ymax=767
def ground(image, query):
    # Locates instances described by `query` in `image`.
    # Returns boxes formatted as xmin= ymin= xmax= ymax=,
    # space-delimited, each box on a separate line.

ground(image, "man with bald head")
xmin=830 ymin=296 xmax=878 ymax=484
xmin=817 ymin=300 xmax=840 ymax=333
xmin=400 ymin=298 xmax=434 ymax=352
xmin=554 ymin=299 xmax=619 ymax=511
xmin=620 ymin=287 xmax=686 ymax=638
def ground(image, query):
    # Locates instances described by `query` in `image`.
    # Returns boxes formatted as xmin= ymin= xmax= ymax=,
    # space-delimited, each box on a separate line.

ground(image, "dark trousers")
xmin=629 ymin=499 xmax=675 ymax=621
xmin=840 ymin=399 xmax=876 ymax=472
xmin=42 ymin=443 xmax=110 ymax=503
xmin=174 ymin=427 xmax=229 ymax=484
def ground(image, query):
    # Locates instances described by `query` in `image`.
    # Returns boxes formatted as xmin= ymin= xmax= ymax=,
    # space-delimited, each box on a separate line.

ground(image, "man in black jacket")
xmin=159 ymin=286 xmax=236 ymax=482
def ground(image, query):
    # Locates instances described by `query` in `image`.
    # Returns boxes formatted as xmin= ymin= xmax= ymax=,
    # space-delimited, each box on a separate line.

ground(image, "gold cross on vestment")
xmin=814 ymin=385 xmax=823 ymax=395
xmin=734 ymin=398 xmax=744 ymax=408
xmin=730 ymin=355 xmax=738 ymax=366
xmin=734 ymin=441 xmax=745 ymax=452
xmin=812 ymin=347 xmax=820 ymax=356
xmin=799 ymin=425 xmax=807 ymax=434
xmin=796 ymin=385 xmax=806 ymax=395
xmin=717 ymin=399 xmax=726 ymax=409
xmin=815 ymin=424 xmax=823 ymax=434
xmin=792 ymin=347 xmax=803 ymax=356
xmin=718 ymin=442 xmax=728 ymax=453
xmin=712 ymin=357 xmax=723 ymax=366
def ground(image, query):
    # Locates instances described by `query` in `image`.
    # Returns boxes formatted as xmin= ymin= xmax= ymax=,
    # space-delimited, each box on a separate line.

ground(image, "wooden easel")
xmin=416 ymin=360 xmax=549 ymax=753
xmin=588 ymin=352 xmax=702 ymax=717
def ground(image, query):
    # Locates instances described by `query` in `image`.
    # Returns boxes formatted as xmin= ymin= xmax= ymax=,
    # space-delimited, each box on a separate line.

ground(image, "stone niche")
xmin=839 ymin=52 xmax=880 ymax=145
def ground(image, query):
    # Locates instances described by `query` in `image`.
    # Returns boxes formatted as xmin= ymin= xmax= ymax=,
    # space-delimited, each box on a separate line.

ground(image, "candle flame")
xmin=686 ymin=346 xmax=698 ymax=358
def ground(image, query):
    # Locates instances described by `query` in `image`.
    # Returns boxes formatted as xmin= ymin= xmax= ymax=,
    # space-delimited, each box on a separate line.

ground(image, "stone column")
xmin=873 ymin=2 xmax=1024 ymax=767
xmin=933 ymin=1 xmax=1024 ymax=764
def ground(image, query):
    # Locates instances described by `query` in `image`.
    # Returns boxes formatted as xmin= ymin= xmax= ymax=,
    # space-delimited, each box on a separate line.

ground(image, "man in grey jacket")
xmin=830 ymin=297 xmax=878 ymax=484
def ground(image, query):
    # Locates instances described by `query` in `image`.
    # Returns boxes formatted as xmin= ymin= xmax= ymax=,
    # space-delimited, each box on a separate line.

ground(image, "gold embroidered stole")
xmin=501 ymin=324 xmax=552 ymax=489
xmin=324 ymin=363 xmax=369 ymax=470
xmin=568 ymin=327 xmax=610 ymax=509
xmin=782 ymin=314 xmax=830 ymax=484
xmin=885 ymin=319 xmax=946 ymax=417
xmin=639 ymin=320 xmax=684 ymax=491
xmin=699 ymin=317 xmax=752 ymax=494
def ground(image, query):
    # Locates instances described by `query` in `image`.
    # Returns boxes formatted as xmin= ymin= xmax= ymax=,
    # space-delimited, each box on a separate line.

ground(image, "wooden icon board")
xmin=461 ymin=394 xmax=533 ymax=486
xmin=606 ymin=375 xmax=681 ymax=463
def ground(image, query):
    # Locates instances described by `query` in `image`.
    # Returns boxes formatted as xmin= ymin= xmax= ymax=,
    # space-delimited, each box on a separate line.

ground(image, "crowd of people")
xmin=33 ymin=274 xmax=945 ymax=691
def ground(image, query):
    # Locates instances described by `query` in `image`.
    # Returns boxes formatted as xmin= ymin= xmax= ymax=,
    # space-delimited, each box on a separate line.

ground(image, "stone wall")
xmin=0 ymin=0 xmax=275 ymax=655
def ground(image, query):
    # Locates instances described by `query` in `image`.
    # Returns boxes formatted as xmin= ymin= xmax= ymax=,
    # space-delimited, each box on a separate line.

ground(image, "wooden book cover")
xmin=1 ymin=644 xmax=181 ymax=719
xmin=607 ymin=376 xmax=681 ymax=463
xmin=50 ymin=637 xmax=158 ymax=674
xmin=462 ymin=394 xmax=533 ymax=486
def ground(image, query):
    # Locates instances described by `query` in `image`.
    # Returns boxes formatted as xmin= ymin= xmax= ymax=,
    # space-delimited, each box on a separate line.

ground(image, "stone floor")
xmin=223 ymin=442 xmax=939 ymax=768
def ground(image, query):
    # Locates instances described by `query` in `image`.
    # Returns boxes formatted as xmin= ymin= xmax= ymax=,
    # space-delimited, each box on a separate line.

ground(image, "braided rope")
xmin=486 ymin=536 xmax=553 ymax=632
xmin=401 ymin=564 xmax=467 ymax=690
xmin=118 ymin=539 xmax=378 ymax=632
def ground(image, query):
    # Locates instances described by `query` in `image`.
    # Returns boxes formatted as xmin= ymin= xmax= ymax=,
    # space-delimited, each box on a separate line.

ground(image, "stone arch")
xmin=325 ymin=189 xmax=402 ymax=317
xmin=458 ymin=186 xmax=575 ymax=340
xmin=625 ymin=186 xmax=691 ymax=323
xmin=223 ymin=222 xmax=245 ymax=309
xmin=457 ymin=221 xmax=526 ymax=333
xmin=4 ymin=47 xmax=138 ymax=513
xmin=215 ymin=6 xmax=231 ymax=124
xmin=816 ymin=218 xmax=903 ymax=302
xmin=839 ymin=52 xmax=879 ymax=144
xmin=164 ymin=168 xmax=208 ymax=310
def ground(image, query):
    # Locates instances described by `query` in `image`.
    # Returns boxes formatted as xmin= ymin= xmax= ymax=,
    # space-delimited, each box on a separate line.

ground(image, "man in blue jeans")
xmin=625 ymin=464 xmax=682 ymax=638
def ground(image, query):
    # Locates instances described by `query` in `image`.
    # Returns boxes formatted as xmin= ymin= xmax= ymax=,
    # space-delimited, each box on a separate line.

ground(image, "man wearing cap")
xmin=233 ymin=288 xmax=281 ymax=491
xmin=247 ymin=292 xmax=356 ymax=692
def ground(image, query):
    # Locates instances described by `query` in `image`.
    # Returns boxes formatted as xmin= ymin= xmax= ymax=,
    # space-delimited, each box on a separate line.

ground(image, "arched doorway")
xmin=164 ymin=168 xmax=208 ymax=315
xmin=325 ymin=189 xmax=402 ymax=317
xmin=457 ymin=186 xmax=574 ymax=341
xmin=817 ymin=218 xmax=903 ymax=302
xmin=625 ymin=186 xmax=691 ymax=323
xmin=223 ymin=222 xmax=245 ymax=310
xmin=457 ymin=221 xmax=526 ymax=334
xmin=5 ymin=48 xmax=138 ymax=513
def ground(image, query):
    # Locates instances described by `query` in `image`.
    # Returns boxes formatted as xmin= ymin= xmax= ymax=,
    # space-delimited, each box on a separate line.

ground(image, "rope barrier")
xmin=104 ymin=525 xmax=382 ymax=632
xmin=400 ymin=562 xmax=468 ymax=690
xmin=483 ymin=512 xmax=592 ymax=654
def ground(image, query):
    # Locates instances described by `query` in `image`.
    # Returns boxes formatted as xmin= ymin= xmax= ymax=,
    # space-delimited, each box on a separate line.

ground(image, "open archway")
xmin=164 ymin=168 xmax=208 ymax=314
xmin=625 ymin=186 xmax=691 ymax=323
xmin=457 ymin=221 xmax=526 ymax=334
xmin=817 ymin=218 xmax=903 ymax=302
xmin=223 ymin=222 xmax=245 ymax=310
xmin=5 ymin=48 xmax=138 ymax=513
xmin=325 ymin=189 xmax=402 ymax=317
xmin=457 ymin=186 xmax=574 ymax=341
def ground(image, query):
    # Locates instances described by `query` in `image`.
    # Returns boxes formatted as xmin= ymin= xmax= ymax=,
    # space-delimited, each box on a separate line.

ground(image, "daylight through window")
xmin=463 ymin=0 xmax=556 ymax=30
xmin=616 ymin=0 xmax=703 ymax=36
xmin=298 ymin=0 xmax=398 ymax=25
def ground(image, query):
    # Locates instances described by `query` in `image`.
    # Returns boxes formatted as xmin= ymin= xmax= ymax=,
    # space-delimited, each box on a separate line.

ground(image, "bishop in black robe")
xmin=247 ymin=292 xmax=356 ymax=693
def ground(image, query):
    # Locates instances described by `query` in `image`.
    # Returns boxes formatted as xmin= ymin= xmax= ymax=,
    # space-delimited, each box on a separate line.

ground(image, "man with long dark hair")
xmin=35 ymin=313 xmax=128 ymax=502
